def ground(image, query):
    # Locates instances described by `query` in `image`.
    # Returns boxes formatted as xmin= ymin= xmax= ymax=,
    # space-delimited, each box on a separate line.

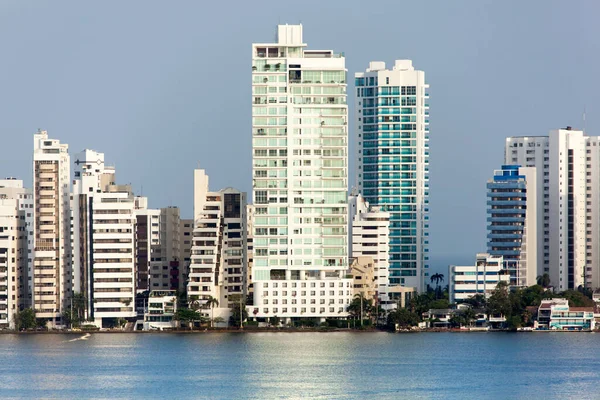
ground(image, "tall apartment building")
xmin=349 ymin=193 xmax=395 ymax=310
xmin=187 ymin=169 xmax=248 ymax=320
xmin=72 ymin=149 xmax=136 ymax=327
xmin=251 ymin=24 xmax=352 ymax=321
xmin=487 ymin=165 xmax=538 ymax=288
xmin=0 ymin=179 xmax=34 ymax=309
xmin=32 ymin=130 xmax=71 ymax=325
xmin=133 ymin=196 xmax=160 ymax=292
xmin=179 ymin=218 xmax=193 ymax=292
xmin=355 ymin=60 xmax=430 ymax=291
xmin=0 ymin=198 xmax=25 ymax=328
xmin=505 ymin=127 xmax=596 ymax=291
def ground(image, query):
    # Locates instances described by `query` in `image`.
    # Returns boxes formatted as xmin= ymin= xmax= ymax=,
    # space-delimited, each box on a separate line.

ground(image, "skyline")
xmin=0 ymin=1 xmax=598 ymax=273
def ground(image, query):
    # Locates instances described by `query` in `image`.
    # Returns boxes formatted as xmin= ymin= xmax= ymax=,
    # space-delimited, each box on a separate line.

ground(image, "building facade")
xmin=251 ymin=24 xmax=352 ymax=321
xmin=32 ymin=130 xmax=71 ymax=325
xmin=505 ymin=127 xmax=596 ymax=290
xmin=133 ymin=197 xmax=160 ymax=292
xmin=0 ymin=179 xmax=34 ymax=310
xmin=0 ymin=198 xmax=25 ymax=328
xmin=349 ymin=193 xmax=397 ymax=310
xmin=449 ymin=253 xmax=509 ymax=303
xmin=355 ymin=60 xmax=430 ymax=291
xmin=72 ymin=149 xmax=136 ymax=327
xmin=187 ymin=170 xmax=248 ymax=321
xmin=487 ymin=165 xmax=538 ymax=288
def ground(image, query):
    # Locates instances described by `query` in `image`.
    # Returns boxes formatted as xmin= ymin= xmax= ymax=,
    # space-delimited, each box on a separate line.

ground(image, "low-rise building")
xmin=142 ymin=290 xmax=177 ymax=331
xmin=449 ymin=253 xmax=510 ymax=303
xmin=349 ymin=256 xmax=376 ymax=302
xmin=536 ymin=298 xmax=595 ymax=331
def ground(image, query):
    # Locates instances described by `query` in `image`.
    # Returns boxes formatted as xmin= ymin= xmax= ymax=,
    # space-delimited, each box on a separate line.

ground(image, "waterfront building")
xmin=487 ymin=165 xmax=538 ymax=288
xmin=251 ymin=24 xmax=352 ymax=321
xmin=0 ymin=198 xmax=25 ymax=328
xmin=133 ymin=196 xmax=160 ymax=293
xmin=536 ymin=298 xmax=595 ymax=331
xmin=0 ymin=179 xmax=34 ymax=309
xmin=449 ymin=253 xmax=509 ymax=303
xmin=32 ymin=130 xmax=71 ymax=326
xmin=349 ymin=256 xmax=376 ymax=302
xmin=505 ymin=127 xmax=600 ymax=290
xmin=141 ymin=290 xmax=177 ymax=331
xmin=72 ymin=149 xmax=136 ymax=327
xmin=355 ymin=60 xmax=430 ymax=291
xmin=187 ymin=169 xmax=248 ymax=321
xmin=349 ymin=193 xmax=399 ymax=311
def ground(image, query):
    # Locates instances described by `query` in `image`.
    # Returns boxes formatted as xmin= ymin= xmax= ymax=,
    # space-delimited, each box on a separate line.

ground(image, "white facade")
xmin=0 ymin=179 xmax=33 ymax=310
xmin=32 ymin=130 xmax=71 ymax=323
xmin=251 ymin=24 xmax=352 ymax=321
xmin=188 ymin=170 xmax=248 ymax=321
xmin=505 ymin=128 xmax=592 ymax=290
xmin=355 ymin=60 xmax=430 ymax=291
xmin=449 ymin=253 xmax=509 ymax=303
xmin=72 ymin=149 xmax=136 ymax=326
xmin=349 ymin=193 xmax=396 ymax=310
xmin=143 ymin=290 xmax=177 ymax=331
xmin=0 ymin=199 xmax=23 ymax=328
xmin=486 ymin=165 xmax=539 ymax=288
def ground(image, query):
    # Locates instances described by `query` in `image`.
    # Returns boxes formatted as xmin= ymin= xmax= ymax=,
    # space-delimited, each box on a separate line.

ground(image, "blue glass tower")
xmin=355 ymin=60 xmax=429 ymax=291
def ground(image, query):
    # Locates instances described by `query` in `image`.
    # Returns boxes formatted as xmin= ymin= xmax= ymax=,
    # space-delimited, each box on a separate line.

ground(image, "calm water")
xmin=0 ymin=332 xmax=599 ymax=399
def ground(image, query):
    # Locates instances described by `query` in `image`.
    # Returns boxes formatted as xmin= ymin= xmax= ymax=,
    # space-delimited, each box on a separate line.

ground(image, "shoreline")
xmin=2 ymin=328 xmax=597 ymax=334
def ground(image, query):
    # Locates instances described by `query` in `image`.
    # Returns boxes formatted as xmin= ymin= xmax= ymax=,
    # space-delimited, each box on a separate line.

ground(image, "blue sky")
xmin=0 ymin=0 xmax=598 ymax=272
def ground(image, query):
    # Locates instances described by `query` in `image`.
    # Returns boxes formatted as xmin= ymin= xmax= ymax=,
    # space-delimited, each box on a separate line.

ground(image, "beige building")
xmin=349 ymin=256 xmax=377 ymax=302
xmin=32 ymin=130 xmax=71 ymax=325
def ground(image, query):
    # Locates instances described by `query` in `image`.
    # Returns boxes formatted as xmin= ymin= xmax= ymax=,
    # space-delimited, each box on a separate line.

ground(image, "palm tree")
xmin=536 ymin=273 xmax=551 ymax=288
xmin=430 ymin=273 xmax=444 ymax=287
xmin=205 ymin=296 xmax=219 ymax=328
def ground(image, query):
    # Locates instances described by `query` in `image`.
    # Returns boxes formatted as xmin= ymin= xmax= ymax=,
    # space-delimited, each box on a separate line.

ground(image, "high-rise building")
xmin=487 ymin=165 xmax=538 ymax=288
xmin=32 ymin=130 xmax=71 ymax=325
xmin=0 ymin=178 xmax=34 ymax=309
xmin=188 ymin=169 xmax=248 ymax=321
xmin=355 ymin=60 xmax=430 ymax=291
xmin=349 ymin=193 xmax=396 ymax=311
xmin=505 ymin=127 xmax=596 ymax=291
xmin=251 ymin=24 xmax=352 ymax=321
xmin=72 ymin=149 xmax=136 ymax=326
xmin=179 ymin=218 xmax=193 ymax=292
xmin=133 ymin=196 xmax=160 ymax=292
xmin=0 ymin=198 xmax=25 ymax=328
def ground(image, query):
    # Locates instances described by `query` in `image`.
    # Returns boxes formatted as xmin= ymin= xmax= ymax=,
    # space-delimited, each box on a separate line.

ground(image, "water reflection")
xmin=0 ymin=332 xmax=599 ymax=399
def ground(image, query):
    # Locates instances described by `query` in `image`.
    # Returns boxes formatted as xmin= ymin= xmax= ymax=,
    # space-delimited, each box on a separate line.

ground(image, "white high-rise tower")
xmin=32 ymin=130 xmax=71 ymax=325
xmin=251 ymin=25 xmax=352 ymax=322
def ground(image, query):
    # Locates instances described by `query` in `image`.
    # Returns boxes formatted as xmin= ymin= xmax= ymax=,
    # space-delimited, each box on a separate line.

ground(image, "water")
xmin=0 ymin=332 xmax=598 ymax=399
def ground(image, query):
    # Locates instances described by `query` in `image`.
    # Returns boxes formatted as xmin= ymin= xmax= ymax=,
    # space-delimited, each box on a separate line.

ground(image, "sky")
xmin=0 ymin=0 xmax=598 ymax=274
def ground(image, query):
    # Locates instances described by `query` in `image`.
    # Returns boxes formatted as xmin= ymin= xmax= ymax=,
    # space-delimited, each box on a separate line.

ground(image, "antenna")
xmin=583 ymin=106 xmax=587 ymax=134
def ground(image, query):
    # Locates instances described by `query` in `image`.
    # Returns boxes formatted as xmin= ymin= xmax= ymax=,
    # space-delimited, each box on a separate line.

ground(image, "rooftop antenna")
xmin=583 ymin=106 xmax=587 ymax=134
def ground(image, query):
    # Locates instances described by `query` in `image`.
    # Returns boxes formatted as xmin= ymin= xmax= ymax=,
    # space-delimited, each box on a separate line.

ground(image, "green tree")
xmin=464 ymin=294 xmax=487 ymax=309
xmin=462 ymin=307 xmax=477 ymax=327
xmin=205 ymin=296 xmax=219 ymax=328
xmin=536 ymin=273 xmax=551 ymax=288
xmin=487 ymin=281 xmax=511 ymax=319
xmin=175 ymin=308 xmax=203 ymax=330
xmin=229 ymin=294 xmax=248 ymax=328
xmin=386 ymin=308 xmax=419 ymax=330
xmin=14 ymin=308 xmax=36 ymax=330
xmin=270 ymin=315 xmax=281 ymax=327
